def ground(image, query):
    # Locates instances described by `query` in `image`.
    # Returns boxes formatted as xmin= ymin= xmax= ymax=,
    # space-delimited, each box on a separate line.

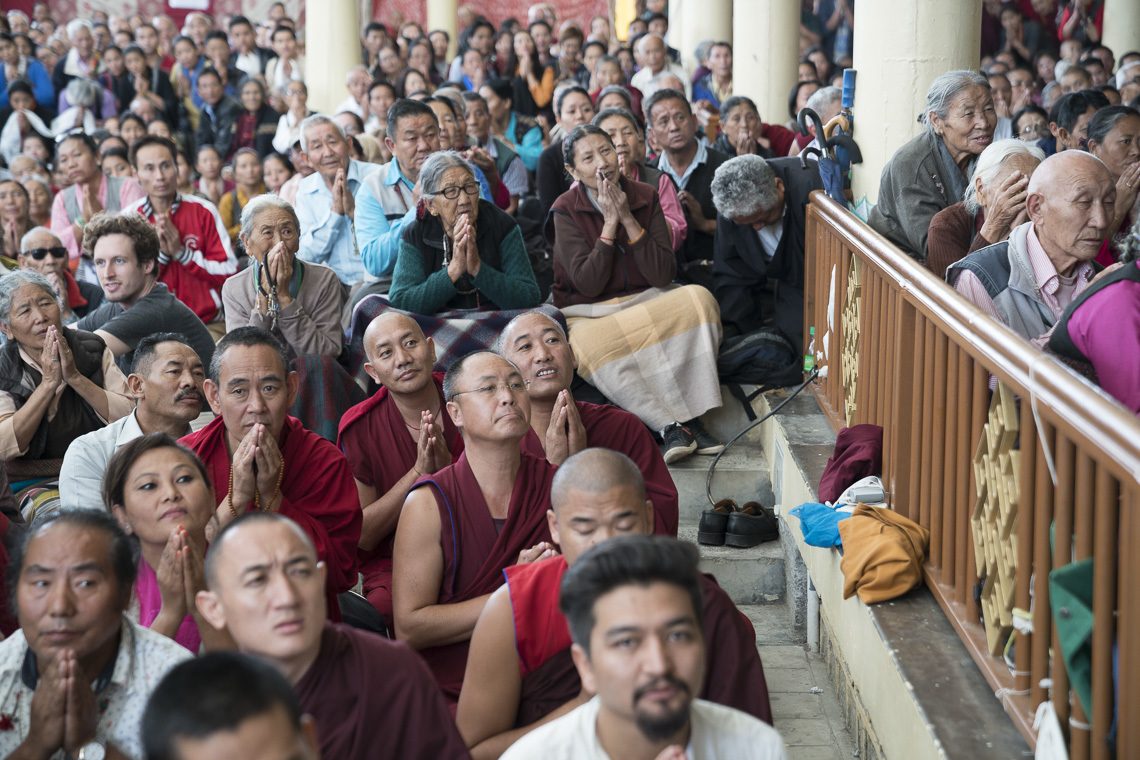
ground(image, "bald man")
xmin=197 ymin=513 xmax=469 ymax=760
xmin=498 ymin=311 xmax=679 ymax=535
xmin=456 ymin=449 xmax=772 ymax=758
xmin=630 ymin=33 xmax=689 ymax=100
xmin=337 ymin=312 xmax=463 ymax=625
xmin=392 ymin=351 xmax=557 ymax=705
xmin=18 ymin=226 xmax=103 ymax=322
xmin=948 ymin=151 xmax=1115 ymax=345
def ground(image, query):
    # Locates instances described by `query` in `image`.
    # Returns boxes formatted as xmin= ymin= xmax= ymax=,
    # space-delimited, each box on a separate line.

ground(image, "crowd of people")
xmin=0 ymin=0 xmax=1133 ymax=757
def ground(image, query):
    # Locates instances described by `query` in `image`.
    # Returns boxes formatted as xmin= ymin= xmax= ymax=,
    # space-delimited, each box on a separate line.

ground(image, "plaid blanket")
xmin=347 ymin=296 xmax=566 ymax=387
xmin=290 ymin=354 xmax=367 ymax=442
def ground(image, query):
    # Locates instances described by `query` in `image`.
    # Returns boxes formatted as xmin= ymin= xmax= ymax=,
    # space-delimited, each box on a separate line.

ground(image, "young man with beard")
xmin=501 ymin=533 xmax=785 ymax=759
xmin=392 ymin=351 xmax=557 ymax=704
xmin=76 ymin=211 xmax=217 ymax=373
xmin=337 ymin=312 xmax=464 ymax=625
xmin=497 ymin=310 xmax=679 ymax=535
xmin=458 ymin=449 xmax=772 ymax=758
xmin=59 ymin=333 xmax=206 ymax=511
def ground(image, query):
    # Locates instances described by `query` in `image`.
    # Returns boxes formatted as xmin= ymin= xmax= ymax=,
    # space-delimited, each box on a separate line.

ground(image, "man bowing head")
xmin=181 ymin=327 xmax=362 ymax=610
xmin=392 ymin=351 xmax=557 ymax=706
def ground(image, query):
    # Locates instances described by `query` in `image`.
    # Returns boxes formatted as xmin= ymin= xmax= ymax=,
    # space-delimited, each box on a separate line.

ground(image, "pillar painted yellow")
xmin=427 ymin=0 xmax=459 ymax=62
xmin=850 ymin=0 xmax=982 ymax=204
xmin=1102 ymin=0 xmax=1140 ymax=71
xmin=733 ymin=0 xmax=798 ymax=131
xmin=675 ymin=0 xmax=733 ymax=72
xmin=304 ymin=0 xmax=361 ymax=115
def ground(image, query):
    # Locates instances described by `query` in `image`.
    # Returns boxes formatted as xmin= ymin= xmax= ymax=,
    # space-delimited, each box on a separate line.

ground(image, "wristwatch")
xmin=78 ymin=741 xmax=106 ymax=760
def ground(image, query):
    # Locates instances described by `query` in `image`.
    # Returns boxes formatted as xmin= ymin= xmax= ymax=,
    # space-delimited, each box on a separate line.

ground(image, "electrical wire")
xmin=704 ymin=368 xmax=821 ymax=508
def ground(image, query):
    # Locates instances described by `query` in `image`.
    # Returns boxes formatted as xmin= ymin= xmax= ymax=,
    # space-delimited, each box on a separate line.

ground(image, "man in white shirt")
xmin=0 ymin=510 xmax=190 ymax=760
xmin=59 ymin=334 xmax=206 ymax=511
xmin=334 ymin=66 xmax=372 ymax=120
xmin=630 ymin=34 xmax=689 ymax=100
xmin=502 ymin=536 xmax=787 ymax=760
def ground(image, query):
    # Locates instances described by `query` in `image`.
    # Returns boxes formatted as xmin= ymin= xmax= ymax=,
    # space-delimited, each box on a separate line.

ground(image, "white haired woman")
xmin=869 ymin=70 xmax=997 ymax=260
xmin=927 ymin=138 xmax=1044 ymax=278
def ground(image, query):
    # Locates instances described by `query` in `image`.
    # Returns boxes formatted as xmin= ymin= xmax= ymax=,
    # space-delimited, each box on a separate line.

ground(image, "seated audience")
xmin=18 ymin=226 xmax=103 ymax=323
xmin=1085 ymin=105 xmax=1140 ymax=263
xmin=1043 ymin=89 xmax=1104 ymax=154
xmin=104 ymin=433 xmax=228 ymax=652
xmin=273 ymin=80 xmax=312 ymax=155
xmin=593 ymin=107 xmax=686 ymax=250
xmin=711 ymin=154 xmax=824 ymax=344
xmin=193 ymin=144 xmax=232 ymax=207
xmin=927 ymin=139 xmax=1044 ymax=278
xmin=265 ymin=25 xmax=305 ymax=92
xmin=392 ymin=351 xmax=558 ymax=704
xmin=217 ymin=147 xmax=266 ymax=245
xmin=195 ymin=67 xmax=242 ymax=161
xmin=60 ymin=333 xmax=205 ymax=510
xmin=232 ymin=78 xmax=279 ymax=157
xmin=197 ymin=513 xmax=471 ymax=759
xmin=949 ymin=151 xmax=1113 ymax=345
xmin=354 ymin=99 xmax=442 ymax=288
xmin=0 ymin=82 xmax=52 ymax=165
xmin=338 ymin=312 xmax=463 ymax=624
xmin=77 ymin=211 xmax=216 ymax=373
xmin=464 ymin=91 xmax=529 ymax=215
xmin=537 ymin=86 xmax=596 ymax=213
xmin=1049 ymin=219 xmax=1140 ymax=414
xmin=49 ymin=132 xmax=144 ymax=276
xmin=335 ymin=65 xmax=371 ymax=119
xmin=869 ymin=70 xmax=997 ymax=260
xmin=500 ymin=534 xmax=786 ymax=759
xmin=224 ymin=194 xmax=345 ymax=357
xmin=262 ymin=151 xmax=295 ymax=194
xmin=549 ymin=125 xmax=722 ymax=463
xmin=692 ymin=41 xmax=733 ymax=109
xmin=0 ymin=179 xmax=34 ymax=261
xmin=481 ymin=78 xmax=544 ymax=173
xmin=0 ymin=509 xmax=190 ymax=759
xmin=497 ymin=310 xmax=679 ymax=534
xmin=646 ymin=88 xmax=730 ymax=289
xmin=459 ymin=449 xmax=772 ymax=756
xmin=181 ymin=327 xmax=362 ymax=605
xmin=0 ymin=270 xmax=131 ymax=487
xmin=390 ymin=152 xmax=541 ymax=315
xmin=142 ymin=652 xmax=321 ymax=760
xmin=295 ymin=114 xmax=378 ymax=288
xmin=630 ymin=33 xmax=689 ymax=100
xmin=127 ymin=135 xmax=238 ymax=328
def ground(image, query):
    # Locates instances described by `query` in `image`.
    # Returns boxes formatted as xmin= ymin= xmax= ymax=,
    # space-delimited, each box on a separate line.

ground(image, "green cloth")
xmin=389 ymin=224 xmax=540 ymax=314
xmin=1050 ymin=558 xmax=1095 ymax=720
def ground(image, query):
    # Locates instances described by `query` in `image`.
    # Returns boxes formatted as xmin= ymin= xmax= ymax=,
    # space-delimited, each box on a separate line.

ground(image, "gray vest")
xmin=63 ymin=175 xmax=129 ymax=223
xmin=945 ymin=223 xmax=1057 ymax=342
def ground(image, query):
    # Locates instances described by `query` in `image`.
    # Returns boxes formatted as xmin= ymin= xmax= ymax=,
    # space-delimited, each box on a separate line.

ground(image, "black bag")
xmin=717 ymin=328 xmax=803 ymax=388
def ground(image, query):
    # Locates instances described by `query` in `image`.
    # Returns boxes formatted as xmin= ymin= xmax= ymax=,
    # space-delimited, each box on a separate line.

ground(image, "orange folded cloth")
xmin=837 ymin=504 xmax=930 ymax=604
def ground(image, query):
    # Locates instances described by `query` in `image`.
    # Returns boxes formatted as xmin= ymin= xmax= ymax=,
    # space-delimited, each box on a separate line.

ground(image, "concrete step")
xmin=740 ymin=602 xmax=804 ymax=646
xmin=668 ymin=441 xmax=776 ymax=524
xmin=678 ymin=523 xmax=785 ymax=605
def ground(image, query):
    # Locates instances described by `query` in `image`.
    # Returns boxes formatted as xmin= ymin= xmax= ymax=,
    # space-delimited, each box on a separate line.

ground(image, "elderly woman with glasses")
xmin=0 ymin=270 xmax=131 ymax=514
xmin=48 ymin=131 xmax=144 ymax=275
xmin=389 ymin=151 xmax=541 ymax=316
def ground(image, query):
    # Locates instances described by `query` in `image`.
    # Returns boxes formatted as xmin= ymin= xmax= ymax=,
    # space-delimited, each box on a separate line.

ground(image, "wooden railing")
xmin=803 ymin=192 xmax=1140 ymax=757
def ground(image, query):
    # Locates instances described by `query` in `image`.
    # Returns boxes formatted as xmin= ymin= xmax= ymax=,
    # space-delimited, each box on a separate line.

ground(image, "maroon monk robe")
xmin=411 ymin=451 xmax=556 ymax=704
xmin=337 ymin=373 xmax=464 ymax=623
xmin=181 ymin=416 xmax=362 ymax=598
xmin=520 ymin=401 xmax=679 ymax=536
xmin=294 ymin=623 xmax=471 ymax=760
xmin=504 ymin=556 xmax=773 ymax=725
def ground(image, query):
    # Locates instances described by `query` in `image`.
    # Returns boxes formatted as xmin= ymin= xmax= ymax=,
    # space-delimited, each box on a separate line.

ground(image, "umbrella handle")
xmin=797 ymin=107 xmax=825 ymax=141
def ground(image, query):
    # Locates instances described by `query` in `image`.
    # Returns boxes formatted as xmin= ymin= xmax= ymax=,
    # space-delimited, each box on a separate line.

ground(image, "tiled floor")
xmin=760 ymin=645 xmax=857 ymax=760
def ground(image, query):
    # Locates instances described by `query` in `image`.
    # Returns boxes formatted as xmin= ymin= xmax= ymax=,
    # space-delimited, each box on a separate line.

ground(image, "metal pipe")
xmin=807 ymin=576 xmax=820 ymax=653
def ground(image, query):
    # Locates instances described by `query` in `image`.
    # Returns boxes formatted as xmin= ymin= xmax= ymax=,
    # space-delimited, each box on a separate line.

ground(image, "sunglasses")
xmin=24 ymin=246 xmax=67 ymax=260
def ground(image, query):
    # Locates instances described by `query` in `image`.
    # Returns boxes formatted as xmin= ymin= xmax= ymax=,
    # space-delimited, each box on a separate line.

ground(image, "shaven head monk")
xmin=498 ymin=310 xmax=680 ymax=535
xmin=457 ymin=449 xmax=773 ymax=758
xmin=180 ymin=327 xmax=362 ymax=610
xmin=502 ymin=536 xmax=786 ymax=760
xmin=196 ymin=513 xmax=468 ymax=760
xmin=392 ymin=351 xmax=558 ymax=705
xmin=338 ymin=312 xmax=462 ymax=627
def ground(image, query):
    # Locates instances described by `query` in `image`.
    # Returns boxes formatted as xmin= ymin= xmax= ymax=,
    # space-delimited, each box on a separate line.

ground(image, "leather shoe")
xmin=725 ymin=501 xmax=779 ymax=548
xmin=698 ymin=499 xmax=736 ymax=546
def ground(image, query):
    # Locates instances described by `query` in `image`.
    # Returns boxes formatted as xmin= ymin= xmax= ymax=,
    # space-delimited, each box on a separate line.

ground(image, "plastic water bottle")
xmin=803 ymin=327 xmax=816 ymax=373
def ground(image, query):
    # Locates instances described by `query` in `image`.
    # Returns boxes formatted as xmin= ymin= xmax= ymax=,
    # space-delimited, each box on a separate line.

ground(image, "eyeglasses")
xmin=450 ymin=380 xmax=529 ymax=398
xmin=23 ymin=247 xmax=67 ymax=260
xmin=434 ymin=181 xmax=480 ymax=200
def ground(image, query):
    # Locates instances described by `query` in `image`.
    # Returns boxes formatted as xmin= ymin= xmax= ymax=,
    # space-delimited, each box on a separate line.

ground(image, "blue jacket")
xmin=0 ymin=59 xmax=54 ymax=112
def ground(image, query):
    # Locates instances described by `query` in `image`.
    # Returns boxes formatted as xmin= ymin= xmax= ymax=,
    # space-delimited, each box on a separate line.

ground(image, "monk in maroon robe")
xmin=456 ymin=449 xmax=772 ymax=757
xmin=198 ymin=513 xmax=470 ymax=760
xmin=393 ymin=351 xmax=558 ymax=706
xmin=183 ymin=327 xmax=361 ymax=603
xmin=498 ymin=311 xmax=679 ymax=536
xmin=338 ymin=313 xmax=464 ymax=625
